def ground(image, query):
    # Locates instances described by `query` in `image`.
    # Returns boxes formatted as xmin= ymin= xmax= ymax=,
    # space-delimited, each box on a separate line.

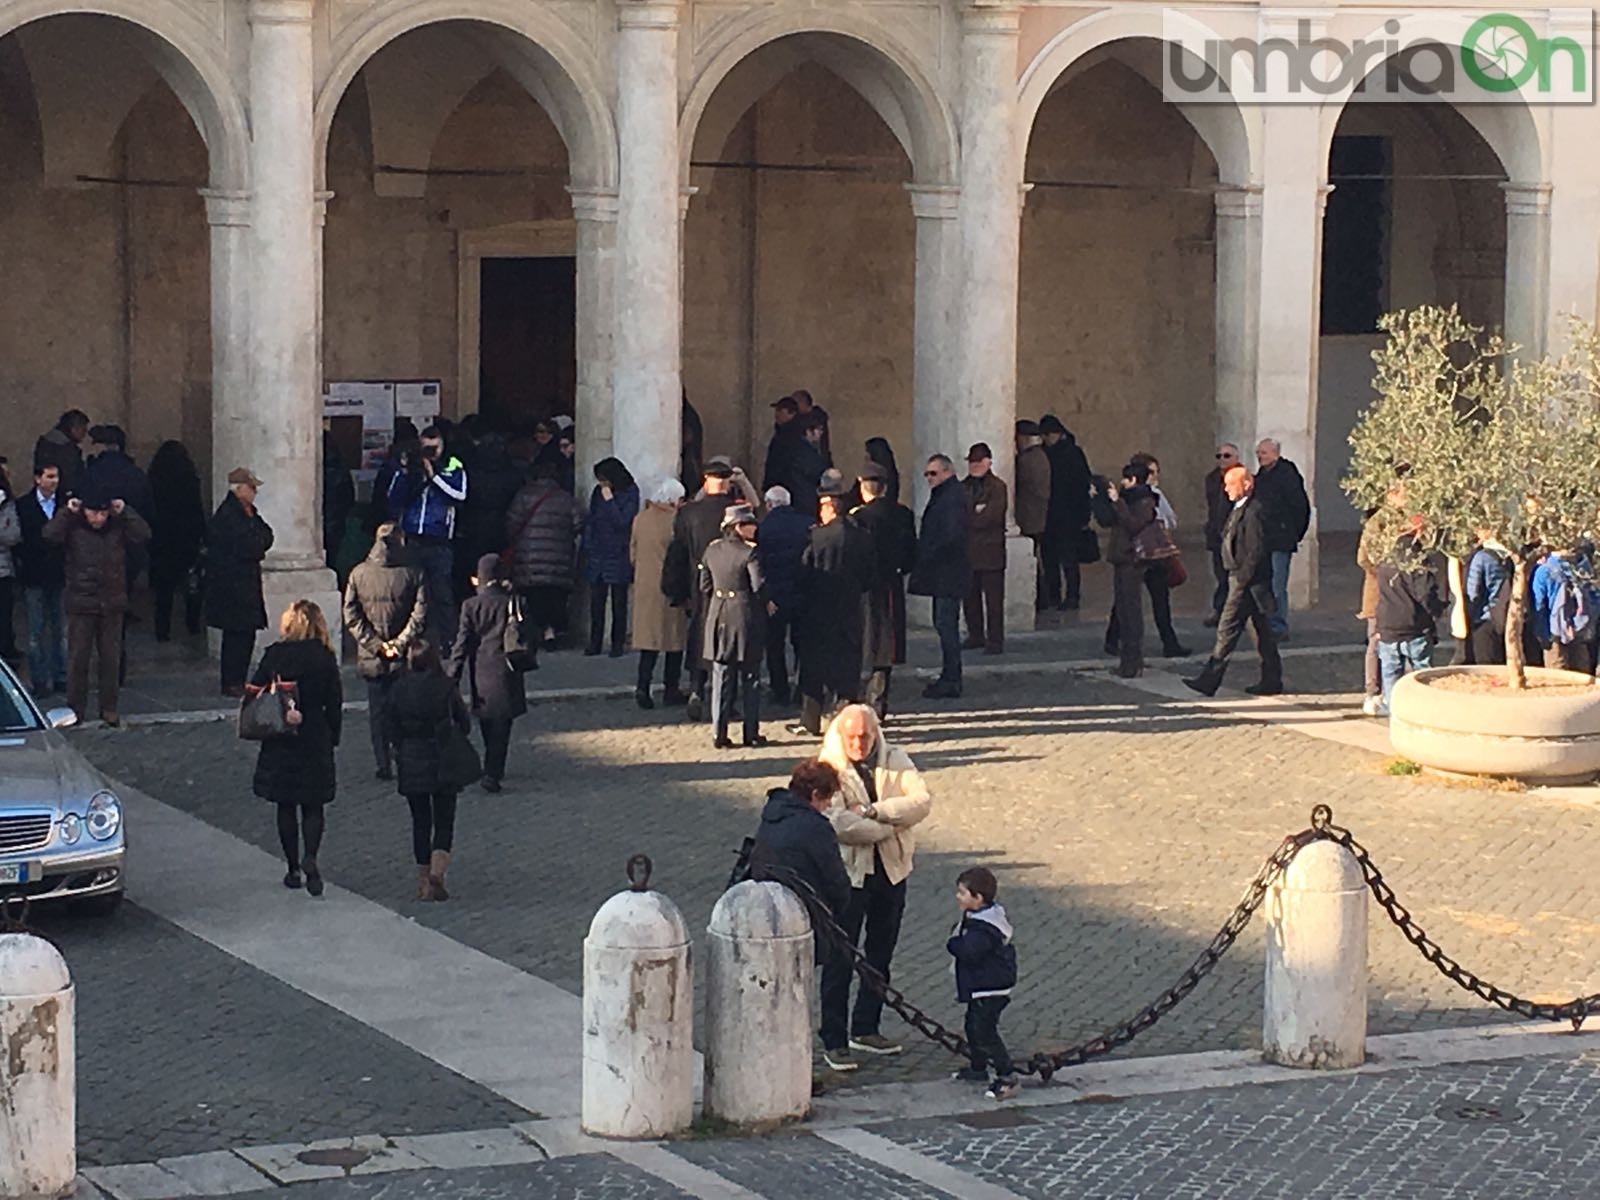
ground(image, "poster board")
xmin=323 ymin=379 xmax=443 ymax=485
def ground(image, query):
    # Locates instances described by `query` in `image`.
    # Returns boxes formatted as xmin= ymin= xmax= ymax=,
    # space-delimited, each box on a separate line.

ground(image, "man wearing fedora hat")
xmin=665 ymin=456 xmax=740 ymax=719
xmin=794 ymin=469 xmax=874 ymax=736
xmin=700 ymin=502 xmax=768 ymax=748
xmin=206 ymin=467 xmax=275 ymax=696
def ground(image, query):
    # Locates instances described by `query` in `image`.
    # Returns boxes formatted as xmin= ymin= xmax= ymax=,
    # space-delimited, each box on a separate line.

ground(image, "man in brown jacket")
xmin=961 ymin=443 xmax=1009 ymax=654
xmin=1014 ymin=421 xmax=1051 ymax=613
xmin=44 ymin=481 xmax=151 ymax=726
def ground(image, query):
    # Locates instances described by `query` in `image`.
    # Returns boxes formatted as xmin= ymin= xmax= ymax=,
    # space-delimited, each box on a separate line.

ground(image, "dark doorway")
xmin=478 ymin=256 xmax=576 ymax=437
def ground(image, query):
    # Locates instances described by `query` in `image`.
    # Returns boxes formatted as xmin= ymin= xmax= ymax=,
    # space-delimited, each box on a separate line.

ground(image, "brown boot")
xmin=428 ymin=850 xmax=450 ymax=902
xmin=415 ymin=865 xmax=433 ymax=901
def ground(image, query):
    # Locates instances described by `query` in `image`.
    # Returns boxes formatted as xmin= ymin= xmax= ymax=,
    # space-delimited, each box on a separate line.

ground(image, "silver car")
xmin=0 ymin=660 xmax=125 ymax=914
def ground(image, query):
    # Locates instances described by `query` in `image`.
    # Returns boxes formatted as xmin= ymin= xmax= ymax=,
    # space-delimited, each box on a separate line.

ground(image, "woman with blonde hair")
xmin=250 ymin=599 xmax=343 ymax=896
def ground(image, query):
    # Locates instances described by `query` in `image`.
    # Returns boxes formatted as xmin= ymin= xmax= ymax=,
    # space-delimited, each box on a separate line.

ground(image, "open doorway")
xmin=477 ymin=255 xmax=576 ymax=437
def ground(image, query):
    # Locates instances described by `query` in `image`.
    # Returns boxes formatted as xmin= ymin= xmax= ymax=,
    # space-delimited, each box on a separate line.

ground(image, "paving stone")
xmin=213 ymin=1156 xmax=693 ymax=1200
xmin=391 ymin=1127 xmax=547 ymax=1169
xmin=667 ymin=1131 xmax=951 ymax=1199
xmin=233 ymin=1135 xmax=430 ymax=1184
xmin=155 ymin=1152 xmax=275 ymax=1196
xmin=81 ymin=1163 xmax=194 ymax=1200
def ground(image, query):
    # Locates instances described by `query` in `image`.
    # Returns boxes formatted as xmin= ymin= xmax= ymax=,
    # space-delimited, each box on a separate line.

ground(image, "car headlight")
xmin=86 ymin=792 xmax=122 ymax=842
xmin=58 ymin=814 xmax=81 ymax=844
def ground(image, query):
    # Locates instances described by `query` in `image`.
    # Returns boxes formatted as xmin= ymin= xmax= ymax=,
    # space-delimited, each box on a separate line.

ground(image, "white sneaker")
xmin=1361 ymin=695 xmax=1381 ymax=717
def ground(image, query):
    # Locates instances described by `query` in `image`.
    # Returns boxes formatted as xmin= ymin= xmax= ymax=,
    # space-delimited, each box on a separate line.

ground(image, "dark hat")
xmin=703 ymin=455 xmax=734 ymax=479
xmin=721 ymin=502 xmax=757 ymax=528
xmin=857 ymin=462 xmax=889 ymax=483
xmin=89 ymin=424 xmax=127 ymax=450
xmin=1038 ymin=415 xmax=1067 ymax=436
xmin=817 ymin=468 xmax=850 ymax=497
xmin=475 ymin=553 xmax=505 ymax=583
xmin=1015 ymin=419 xmax=1041 ymax=437
xmin=967 ymin=442 xmax=993 ymax=463
xmin=771 ymin=396 xmax=799 ymax=414
xmin=78 ymin=480 xmax=113 ymax=510
xmin=228 ymin=466 xmax=263 ymax=488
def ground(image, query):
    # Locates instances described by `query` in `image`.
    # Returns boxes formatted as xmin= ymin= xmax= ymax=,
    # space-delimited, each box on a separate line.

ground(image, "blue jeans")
xmin=1269 ymin=551 xmax=1294 ymax=636
xmin=932 ymin=596 xmax=962 ymax=685
xmin=24 ymin=585 xmax=66 ymax=690
xmin=1378 ymin=636 xmax=1432 ymax=709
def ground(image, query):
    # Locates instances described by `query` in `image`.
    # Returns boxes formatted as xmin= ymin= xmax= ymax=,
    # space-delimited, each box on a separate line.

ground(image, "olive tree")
xmin=1343 ymin=306 xmax=1600 ymax=688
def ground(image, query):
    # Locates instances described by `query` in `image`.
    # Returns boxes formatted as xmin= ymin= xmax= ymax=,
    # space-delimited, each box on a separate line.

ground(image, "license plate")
xmin=0 ymin=864 xmax=27 ymax=885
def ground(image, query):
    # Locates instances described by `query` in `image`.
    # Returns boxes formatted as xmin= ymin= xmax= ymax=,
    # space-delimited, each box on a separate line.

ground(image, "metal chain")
xmin=0 ymin=895 xmax=34 ymax=934
xmin=1315 ymin=811 xmax=1600 ymax=1030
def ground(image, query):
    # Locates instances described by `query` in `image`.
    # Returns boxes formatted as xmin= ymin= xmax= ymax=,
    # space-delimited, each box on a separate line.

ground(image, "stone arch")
xmin=1315 ymin=14 xmax=1549 ymax=185
xmin=0 ymin=0 xmax=247 ymax=188
xmin=1018 ymin=8 xmax=1259 ymax=187
xmin=315 ymin=0 xmax=617 ymax=191
xmin=680 ymin=11 xmax=958 ymax=187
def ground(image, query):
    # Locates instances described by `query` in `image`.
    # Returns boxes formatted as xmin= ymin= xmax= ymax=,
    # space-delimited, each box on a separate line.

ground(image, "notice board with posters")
xmin=322 ymin=380 xmax=441 ymax=488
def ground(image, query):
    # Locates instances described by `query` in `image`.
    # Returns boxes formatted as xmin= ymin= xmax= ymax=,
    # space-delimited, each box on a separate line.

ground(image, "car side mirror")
xmin=46 ymin=708 xmax=78 ymax=730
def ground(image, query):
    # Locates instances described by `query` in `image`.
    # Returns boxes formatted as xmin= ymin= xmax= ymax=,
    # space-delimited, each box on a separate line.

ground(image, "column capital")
xmin=679 ymin=186 xmax=699 ymax=220
xmin=906 ymin=183 xmax=960 ymax=220
xmin=1214 ymin=185 xmax=1263 ymax=220
xmin=313 ymin=190 xmax=335 ymax=227
xmin=248 ymin=0 xmax=313 ymax=26
xmin=617 ymin=0 xmax=680 ymax=32
xmin=961 ymin=1 xmax=1022 ymax=36
xmin=569 ymin=187 xmax=620 ymax=222
xmin=1502 ymin=181 xmax=1553 ymax=217
xmin=201 ymin=188 xmax=252 ymax=227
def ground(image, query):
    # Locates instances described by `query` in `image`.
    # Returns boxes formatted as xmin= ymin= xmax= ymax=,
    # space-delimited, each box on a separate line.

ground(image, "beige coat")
xmin=819 ymin=706 xmax=931 ymax=887
xmin=629 ymin=502 xmax=688 ymax=652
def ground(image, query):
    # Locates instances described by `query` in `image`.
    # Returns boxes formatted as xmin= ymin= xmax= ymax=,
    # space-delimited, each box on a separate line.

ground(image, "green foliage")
xmin=1384 ymin=757 xmax=1422 ymax=776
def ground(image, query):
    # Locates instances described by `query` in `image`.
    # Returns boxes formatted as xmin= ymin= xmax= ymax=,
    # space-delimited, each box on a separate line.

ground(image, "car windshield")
xmin=0 ymin=668 xmax=41 ymax=733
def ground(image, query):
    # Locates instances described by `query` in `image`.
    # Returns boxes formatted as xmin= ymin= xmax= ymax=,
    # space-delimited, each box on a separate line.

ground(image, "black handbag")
xmin=1075 ymin=525 xmax=1102 ymax=565
xmin=238 ymin=679 xmax=297 ymax=741
xmin=503 ymin=591 xmax=538 ymax=673
xmin=439 ymin=725 xmax=483 ymax=791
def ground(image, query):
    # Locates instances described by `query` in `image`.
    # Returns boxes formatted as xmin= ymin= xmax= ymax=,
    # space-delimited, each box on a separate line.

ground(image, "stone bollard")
xmin=1263 ymin=839 xmax=1368 ymax=1068
xmin=705 ymin=881 xmax=813 ymax=1124
xmin=581 ymin=858 xmax=693 ymax=1138
xmin=0 ymin=933 xmax=75 ymax=1199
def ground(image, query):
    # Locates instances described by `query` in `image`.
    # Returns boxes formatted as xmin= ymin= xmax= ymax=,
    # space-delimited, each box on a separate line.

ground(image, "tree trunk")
xmin=1506 ymin=556 xmax=1530 ymax=690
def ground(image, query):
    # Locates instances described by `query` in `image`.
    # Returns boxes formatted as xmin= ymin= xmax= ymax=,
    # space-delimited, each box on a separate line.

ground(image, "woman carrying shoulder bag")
xmin=250 ymin=600 xmax=342 ymax=896
xmin=447 ymin=553 xmax=527 ymax=793
xmin=385 ymin=639 xmax=472 ymax=901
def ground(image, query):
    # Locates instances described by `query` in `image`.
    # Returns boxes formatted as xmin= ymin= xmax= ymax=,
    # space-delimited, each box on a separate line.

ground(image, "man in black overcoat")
xmin=793 ymin=470 xmax=873 ymax=736
xmin=664 ymin=456 xmax=738 ymax=720
xmin=1184 ymin=465 xmax=1283 ymax=696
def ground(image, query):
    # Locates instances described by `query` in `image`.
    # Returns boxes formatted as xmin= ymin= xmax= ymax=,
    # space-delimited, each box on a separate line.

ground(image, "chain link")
xmin=735 ymin=800 xmax=1600 ymax=1082
xmin=0 ymin=895 xmax=34 ymax=934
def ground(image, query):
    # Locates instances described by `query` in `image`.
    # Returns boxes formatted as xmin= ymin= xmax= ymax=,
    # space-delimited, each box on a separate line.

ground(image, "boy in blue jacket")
xmin=947 ymin=866 xmax=1020 ymax=1100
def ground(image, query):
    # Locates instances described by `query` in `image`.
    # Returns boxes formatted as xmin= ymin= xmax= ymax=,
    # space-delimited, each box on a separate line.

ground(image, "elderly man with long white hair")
xmin=628 ymin=476 xmax=689 ymax=708
xmin=815 ymin=702 xmax=932 ymax=1072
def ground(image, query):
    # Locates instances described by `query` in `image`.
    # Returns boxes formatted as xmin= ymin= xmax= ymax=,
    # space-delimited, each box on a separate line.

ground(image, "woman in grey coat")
xmin=447 ymin=553 xmax=528 ymax=793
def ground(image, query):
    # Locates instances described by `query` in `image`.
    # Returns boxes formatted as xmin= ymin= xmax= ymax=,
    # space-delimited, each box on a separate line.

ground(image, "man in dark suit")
xmin=665 ymin=456 xmax=739 ymax=721
xmin=1202 ymin=443 xmax=1241 ymax=627
xmin=1183 ymin=465 xmax=1282 ymax=696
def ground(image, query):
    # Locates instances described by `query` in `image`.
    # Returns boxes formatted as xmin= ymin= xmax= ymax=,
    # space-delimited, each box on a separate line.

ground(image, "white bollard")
xmin=581 ymin=861 xmax=693 ymax=1138
xmin=0 ymin=933 xmax=75 ymax=1199
xmin=705 ymin=881 xmax=814 ymax=1124
xmin=1263 ymin=839 xmax=1368 ymax=1069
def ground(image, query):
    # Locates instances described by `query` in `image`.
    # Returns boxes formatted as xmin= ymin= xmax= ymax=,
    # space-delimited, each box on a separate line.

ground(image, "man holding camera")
xmin=386 ymin=425 xmax=468 ymax=647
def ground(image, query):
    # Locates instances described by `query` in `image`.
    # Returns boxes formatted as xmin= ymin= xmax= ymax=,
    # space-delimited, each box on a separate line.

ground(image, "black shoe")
xmin=922 ymin=680 xmax=962 ymax=699
xmin=1059 ymin=599 xmax=1080 ymax=611
xmin=303 ymin=857 xmax=324 ymax=898
xmin=1202 ymin=612 xmax=1221 ymax=628
xmin=584 ymin=645 xmax=602 ymax=657
xmin=375 ymin=766 xmax=393 ymax=781
xmin=951 ymin=1066 xmax=990 ymax=1083
xmin=743 ymin=734 xmax=770 ymax=748
xmin=608 ymin=646 xmax=625 ymax=659
xmin=635 ymin=689 xmax=655 ymax=710
xmin=662 ymin=689 xmax=688 ymax=708
xmin=1246 ymin=682 xmax=1284 ymax=696
xmin=685 ymin=694 xmax=705 ymax=722
xmin=283 ymin=869 xmax=303 ymax=890
xmin=961 ymin=639 xmax=985 ymax=651
xmin=1183 ymin=676 xmax=1219 ymax=697
xmin=1162 ymin=644 xmax=1193 ymax=658
xmin=1103 ymin=643 xmax=1119 ymax=657
xmin=481 ymin=776 xmax=503 ymax=793
xmin=713 ymin=735 xmax=735 ymax=750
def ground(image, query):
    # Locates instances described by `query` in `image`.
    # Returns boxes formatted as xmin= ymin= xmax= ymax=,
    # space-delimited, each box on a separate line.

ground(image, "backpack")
xmin=503 ymin=590 xmax=538 ymax=672
xmin=1550 ymin=558 xmax=1591 ymax=645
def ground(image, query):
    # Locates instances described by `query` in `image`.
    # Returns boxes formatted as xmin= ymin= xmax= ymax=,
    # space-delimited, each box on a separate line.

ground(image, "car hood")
xmin=0 ymin=730 xmax=108 ymax=814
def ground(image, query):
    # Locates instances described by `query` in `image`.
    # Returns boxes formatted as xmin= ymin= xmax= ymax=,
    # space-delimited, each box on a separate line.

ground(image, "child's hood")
xmin=970 ymin=902 xmax=1012 ymax=943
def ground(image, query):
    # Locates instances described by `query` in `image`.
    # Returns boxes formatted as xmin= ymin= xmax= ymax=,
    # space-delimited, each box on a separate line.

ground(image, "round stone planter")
xmin=1389 ymin=666 xmax=1600 ymax=784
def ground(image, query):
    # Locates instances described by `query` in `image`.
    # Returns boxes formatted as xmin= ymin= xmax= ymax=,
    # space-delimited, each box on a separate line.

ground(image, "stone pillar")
xmin=1254 ymin=105 xmax=1327 ymax=610
xmin=247 ymin=0 xmax=341 ymax=640
xmin=611 ymin=0 xmax=682 ymax=491
xmin=1214 ymin=186 xmax=1262 ymax=450
xmin=1502 ymin=182 xmax=1552 ymax=358
xmin=202 ymin=188 xmax=253 ymax=507
xmin=908 ymin=184 xmax=959 ymax=515
xmin=1263 ymin=840 xmax=1368 ymax=1069
xmin=571 ymin=187 xmax=619 ymax=486
xmin=1542 ymin=80 xmax=1600 ymax=353
xmin=0 ymin=935 xmax=75 ymax=1200
xmin=953 ymin=0 xmax=1022 ymax=488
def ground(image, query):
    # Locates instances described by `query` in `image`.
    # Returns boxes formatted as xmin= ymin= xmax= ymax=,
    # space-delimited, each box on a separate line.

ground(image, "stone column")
xmin=907 ymin=184 xmax=959 ymax=514
xmin=1502 ymin=182 xmax=1552 ymax=358
xmin=953 ymin=0 xmax=1023 ymax=488
xmin=1254 ymin=105 xmax=1327 ymax=610
xmin=611 ymin=0 xmax=682 ymax=490
xmin=1541 ymin=63 xmax=1600 ymax=353
xmin=202 ymin=188 xmax=252 ymax=507
xmin=1213 ymin=186 xmax=1262 ymax=450
xmin=571 ymin=187 xmax=619 ymax=485
xmin=247 ymin=0 xmax=341 ymax=643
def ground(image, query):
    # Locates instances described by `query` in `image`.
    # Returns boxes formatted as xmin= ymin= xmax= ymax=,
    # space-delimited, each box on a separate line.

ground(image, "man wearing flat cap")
xmin=1014 ymin=421 xmax=1052 ymax=596
xmin=206 ymin=467 xmax=275 ymax=696
xmin=852 ymin=461 xmax=917 ymax=716
xmin=664 ymin=456 xmax=740 ymax=719
xmin=700 ymin=502 xmax=768 ymax=748
xmin=794 ymin=469 xmax=874 ymax=735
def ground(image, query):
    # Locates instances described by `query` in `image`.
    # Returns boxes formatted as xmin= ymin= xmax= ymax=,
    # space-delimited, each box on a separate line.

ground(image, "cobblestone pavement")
xmin=213 ymin=1156 xmax=694 ymax=1200
xmin=72 ymin=643 xmax=1600 ymax=1110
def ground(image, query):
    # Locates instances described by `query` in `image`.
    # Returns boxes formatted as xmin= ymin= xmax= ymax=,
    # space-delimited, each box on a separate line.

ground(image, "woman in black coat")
xmin=250 ymin=600 xmax=343 ymax=896
xmin=385 ymin=640 xmax=471 ymax=901
xmin=447 ymin=554 xmax=528 ymax=792
xmin=147 ymin=441 xmax=207 ymax=641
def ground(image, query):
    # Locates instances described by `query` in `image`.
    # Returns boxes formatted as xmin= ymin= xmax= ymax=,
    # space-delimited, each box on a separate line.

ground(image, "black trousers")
xmin=1469 ymin=619 xmax=1506 ymax=666
xmin=153 ymin=579 xmax=202 ymax=641
xmin=479 ymin=716 xmax=512 ymax=781
xmin=1109 ymin=563 xmax=1146 ymax=677
xmin=366 ymin=676 xmax=395 ymax=771
xmin=406 ymin=793 xmax=457 ymax=864
xmin=587 ymin=583 xmax=628 ymax=653
xmin=220 ymin=629 xmax=256 ymax=690
xmin=964 ymin=996 xmax=1014 ymax=1076
xmin=963 ymin=569 xmax=1005 ymax=651
xmin=637 ymin=649 xmax=685 ymax=695
xmin=1107 ymin=564 xmax=1181 ymax=654
xmin=1209 ymin=547 xmax=1228 ymax=614
xmin=524 ymin=586 xmax=571 ymax=638
xmin=1039 ymin=530 xmax=1081 ymax=608
xmin=1194 ymin=580 xmax=1282 ymax=691
xmin=0 ymin=577 xmax=19 ymax=662
xmin=765 ymin=607 xmax=800 ymax=699
xmin=819 ymin=863 xmax=907 ymax=1049
xmin=276 ymin=803 xmax=325 ymax=867
xmin=711 ymin=662 xmax=759 ymax=742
